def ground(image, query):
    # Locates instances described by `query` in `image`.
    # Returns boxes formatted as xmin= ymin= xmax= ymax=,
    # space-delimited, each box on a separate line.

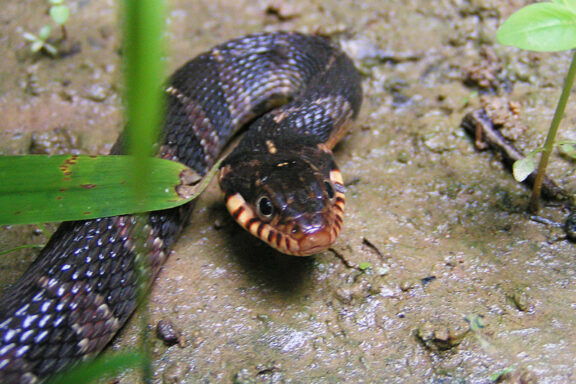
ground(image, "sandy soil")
xmin=1 ymin=0 xmax=576 ymax=383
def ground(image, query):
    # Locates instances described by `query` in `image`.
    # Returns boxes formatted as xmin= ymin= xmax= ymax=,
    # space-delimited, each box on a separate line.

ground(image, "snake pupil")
xmin=257 ymin=196 xmax=274 ymax=218
xmin=325 ymin=181 xmax=335 ymax=199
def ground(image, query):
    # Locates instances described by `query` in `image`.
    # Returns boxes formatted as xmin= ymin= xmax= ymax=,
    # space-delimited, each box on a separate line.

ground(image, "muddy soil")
xmin=2 ymin=0 xmax=576 ymax=383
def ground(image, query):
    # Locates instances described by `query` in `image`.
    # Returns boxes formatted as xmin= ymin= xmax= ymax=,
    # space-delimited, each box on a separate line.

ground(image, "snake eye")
xmin=324 ymin=181 xmax=335 ymax=200
xmin=257 ymin=196 xmax=274 ymax=218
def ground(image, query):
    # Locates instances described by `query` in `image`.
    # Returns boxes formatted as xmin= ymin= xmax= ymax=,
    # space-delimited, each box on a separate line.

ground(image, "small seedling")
xmin=358 ymin=261 xmax=372 ymax=271
xmin=49 ymin=0 xmax=70 ymax=41
xmin=22 ymin=25 xmax=58 ymax=56
xmin=497 ymin=0 xmax=576 ymax=212
xmin=489 ymin=366 xmax=516 ymax=382
xmin=22 ymin=0 xmax=70 ymax=56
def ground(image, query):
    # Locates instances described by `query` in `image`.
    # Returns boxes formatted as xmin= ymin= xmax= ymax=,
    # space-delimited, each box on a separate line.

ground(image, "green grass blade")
xmin=122 ymin=1 xmax=167 ymax=379
xmin=46 ymin=351 xmax=145 ymax=384
xmin=497 ymin=3 xmax=576 ymax=52
xmin=123 ymin=0 xmax=165 ymax=201
xmin=0 ymin=155 xmax=194 ymax=225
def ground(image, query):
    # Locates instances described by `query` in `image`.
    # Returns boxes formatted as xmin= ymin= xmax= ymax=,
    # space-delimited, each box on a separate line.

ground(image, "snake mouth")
xmin=294 ymin=227 xmax=335 ymax=256
xmin=225 ymin=191 xmax=345 ymax=256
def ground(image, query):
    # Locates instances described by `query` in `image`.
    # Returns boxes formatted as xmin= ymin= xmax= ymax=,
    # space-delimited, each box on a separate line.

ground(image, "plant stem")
xmin=60 ymin=25 xmax=67 ymax=41
xmin=529 ymin=50 xmax=576 ymax=213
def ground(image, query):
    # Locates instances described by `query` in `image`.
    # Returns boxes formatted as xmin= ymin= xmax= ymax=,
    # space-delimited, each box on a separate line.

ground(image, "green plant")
xmin=358 ymin=261 xmax=373 ymax=271
xmin=22 ymin=26 xmax=58 ymax=56
xmin=49 ymin=0 xmax=70 ymax=40
xmin=22 ymin=0 xmax=70 ymax=56
xmin=489 ymin=366 xmax=516 ymax=382
xmin=497 ymin=0 xmax=576 ymax=212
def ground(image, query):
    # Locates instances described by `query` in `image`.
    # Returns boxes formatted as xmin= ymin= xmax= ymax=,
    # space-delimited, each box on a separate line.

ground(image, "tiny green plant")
xmin=489 ymin=366 xmax=516 ymax=383
xmin=22 ymin=0 xmax=70 ymax=56
xmin=497 ymin=0 xmax=576 ymax=212
xmin=49 ymin=0 xmax=70 ymax=41
xmin=22 ymin=26 xmax=58 ymax=56
xmin=358 ymin=261 xmax=373 ymax=271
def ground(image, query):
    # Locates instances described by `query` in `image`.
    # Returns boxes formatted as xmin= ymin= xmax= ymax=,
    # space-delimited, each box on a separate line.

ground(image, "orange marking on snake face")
xmin=246 ymin=218 xmax=259 ymax=231
xmin=232 ymin=206 xmax=244 ymax=221
xmin=257 ymin=222 xmax=265 ymax=238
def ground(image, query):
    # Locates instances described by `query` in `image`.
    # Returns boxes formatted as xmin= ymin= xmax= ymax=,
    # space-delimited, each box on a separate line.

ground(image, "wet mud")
xmin=1 ymin=0 xmax=576 ymax=383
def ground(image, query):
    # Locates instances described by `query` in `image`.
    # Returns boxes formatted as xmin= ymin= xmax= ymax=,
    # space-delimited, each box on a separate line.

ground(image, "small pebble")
xmin=416 ymin=319 xmax=469 ymax=351
xmin=508 ymin=288 xmax=533 ymax=313
xmin=213 ymin=217 xmax=224 ymax=230
xmin=29 ymin=128 xmax=80 ymax=155
xmin=84 ymin=83 xmax=109 ymax=102
xmin=156 ymin=319 xmax=185 ymax=347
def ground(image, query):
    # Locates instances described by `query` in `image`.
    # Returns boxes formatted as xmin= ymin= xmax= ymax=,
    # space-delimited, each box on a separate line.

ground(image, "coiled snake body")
xmin=0 ymin=32 xmax=362 ymax=382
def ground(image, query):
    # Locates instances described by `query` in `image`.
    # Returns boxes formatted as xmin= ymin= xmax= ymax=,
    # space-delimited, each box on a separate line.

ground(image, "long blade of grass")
xmin=123 ymin=0 xmax=165 ymax=199
xmin=122 ymin=0 xmax=166 ymax=381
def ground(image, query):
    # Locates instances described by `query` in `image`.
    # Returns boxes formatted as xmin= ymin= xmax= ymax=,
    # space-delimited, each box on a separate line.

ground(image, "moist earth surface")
xmin=1 ymin=1 xmax=575 ymax=383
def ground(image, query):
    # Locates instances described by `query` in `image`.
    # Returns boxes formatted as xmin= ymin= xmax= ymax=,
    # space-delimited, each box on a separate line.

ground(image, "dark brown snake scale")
xmin=0 ymin=32 xmax=362 ymax=382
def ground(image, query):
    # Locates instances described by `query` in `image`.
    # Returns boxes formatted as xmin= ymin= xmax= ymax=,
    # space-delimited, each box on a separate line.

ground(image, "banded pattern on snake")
xmin=0 ymin=32 xmax=362 ymax=382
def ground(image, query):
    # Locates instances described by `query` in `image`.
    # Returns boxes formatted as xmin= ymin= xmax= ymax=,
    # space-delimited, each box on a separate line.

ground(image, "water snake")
xmin=0 ymin=31 xmax=363 ymax=382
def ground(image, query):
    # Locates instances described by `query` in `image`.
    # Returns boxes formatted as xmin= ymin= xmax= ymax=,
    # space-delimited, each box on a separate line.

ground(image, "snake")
xmin=0 ymin=31 xmax=362 ymax=382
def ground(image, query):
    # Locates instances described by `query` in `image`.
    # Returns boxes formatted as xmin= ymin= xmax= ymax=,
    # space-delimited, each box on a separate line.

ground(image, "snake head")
xmin=218 ymin=143 xmax=345 ymax=256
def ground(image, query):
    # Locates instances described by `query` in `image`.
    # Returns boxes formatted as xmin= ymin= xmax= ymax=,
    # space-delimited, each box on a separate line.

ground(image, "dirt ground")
xmin=2 ymin=0 xmax=576 ymax=383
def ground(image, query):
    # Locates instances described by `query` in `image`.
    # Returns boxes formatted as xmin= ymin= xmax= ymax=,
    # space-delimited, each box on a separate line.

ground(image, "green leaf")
xmin=358 ymin=262 xmax=372 ymax=271
xmin=49 ymin=0 xmax=64 ymax=5
xmin=512 ymin=155 xmax=536 ymax=182
xmin=50 ymin=5 xmax=70 ymax=25
xmin=22 ymin=32 xmax=38 ymax=42
xmin=552 ymin=0 xmax=576 ymax=14
xmin=46 ymin=351 xmax=145 ymax=384
xmin=559 ymin=142 xmax=576 ymax=158
xmin=43 ymin=43 xmax=58 ymax=56
xmin=30 ymin=40 xmax=44 ymax=52
xmin=0 ymin=155 xmax=197 ymax=225
xmin=465 ymin=314 xmax=485 ymax=331
xmin=497 ymin=3 xmax=576 ymax=52
xmin=39 ymin=25 xmax=51 ymax=40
